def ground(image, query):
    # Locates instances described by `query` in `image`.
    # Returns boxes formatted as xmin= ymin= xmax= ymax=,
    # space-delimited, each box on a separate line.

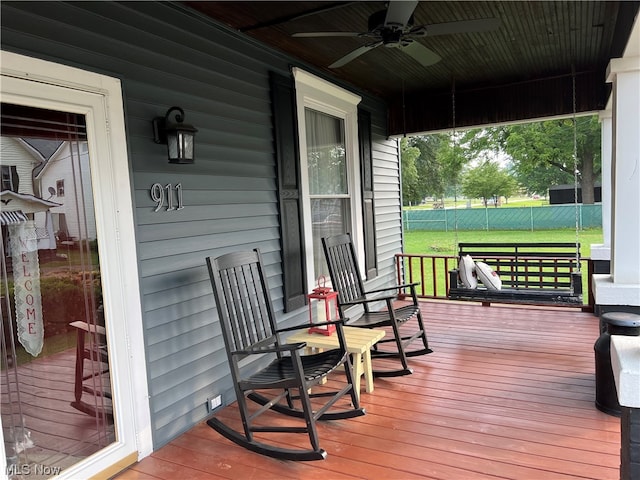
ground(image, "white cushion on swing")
xmin=458 ymin=255 xmax=477 ymax=289
xmin=476 ymin=262 xmax=502 ymax=290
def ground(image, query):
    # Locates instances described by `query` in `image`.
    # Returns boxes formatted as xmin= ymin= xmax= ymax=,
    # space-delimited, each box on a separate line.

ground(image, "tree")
xmin=461 ymin=161 xmax=519 ymax=206
xmin=403 ymin=116 xmax=601 ymax=207
xmin=402 ymin=133 xmax=467 ymax=204
xmin=491 ymin=115 xmax=601 ymax=202
xmin=434 ymin=134 xmax=467 ymax=194
xmin=400 ymin=138 xmax=421 ymax=205
xmin=409 ymin=134 xmax=446 ymax=201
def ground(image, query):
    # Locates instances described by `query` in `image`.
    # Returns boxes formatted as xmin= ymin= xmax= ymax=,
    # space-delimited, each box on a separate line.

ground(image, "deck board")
xmin=114 ymin=300 xmax=620 ymax=480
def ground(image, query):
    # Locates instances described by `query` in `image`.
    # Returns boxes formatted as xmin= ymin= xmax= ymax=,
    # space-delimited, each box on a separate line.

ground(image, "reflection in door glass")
xmin=1 ymin=103 xmax=115 ymax=478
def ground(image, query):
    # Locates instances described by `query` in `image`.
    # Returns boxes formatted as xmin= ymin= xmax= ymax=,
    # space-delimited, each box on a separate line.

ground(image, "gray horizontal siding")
xmin=358 ymin=95 xmax=400 ymax=283
xmin=1 ymin=0 xmax=402 ymax=449
xmin=371 ymin=137 xmax=403 ymax=265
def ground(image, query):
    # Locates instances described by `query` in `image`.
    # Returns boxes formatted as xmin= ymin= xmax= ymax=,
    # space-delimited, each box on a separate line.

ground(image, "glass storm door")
xmin=1 ymin=104 xmax=115 ymax=478
xmin=1 ymin=50 xmax=148 ymax=480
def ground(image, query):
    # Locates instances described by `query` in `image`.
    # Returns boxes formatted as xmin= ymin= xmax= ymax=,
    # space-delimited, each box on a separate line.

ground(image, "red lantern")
xmin=307 ymin=276 xmax=339 ymax=336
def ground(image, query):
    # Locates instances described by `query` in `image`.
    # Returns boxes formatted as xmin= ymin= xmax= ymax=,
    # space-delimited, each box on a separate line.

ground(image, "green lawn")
xmin=403 ymin=228 xmax=603 ymax=257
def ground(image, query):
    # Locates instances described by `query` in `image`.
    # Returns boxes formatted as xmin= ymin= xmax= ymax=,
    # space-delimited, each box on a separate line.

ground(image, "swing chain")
xmin=451 ymin=79 xmax=459 ymax=250
xmin=571 ymin=67 xmax=581 ymax=272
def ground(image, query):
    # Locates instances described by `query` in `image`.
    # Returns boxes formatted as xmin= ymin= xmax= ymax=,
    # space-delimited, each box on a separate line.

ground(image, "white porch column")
xmin=592 ymin=55 xmax=640 ymax=310
xmin=590 ymin=110 xmax=612 ymax=262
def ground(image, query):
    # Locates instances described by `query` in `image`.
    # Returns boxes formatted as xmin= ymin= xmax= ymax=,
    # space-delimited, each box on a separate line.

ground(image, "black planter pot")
xmin=594 ymin=312 xmax=640 ymax=416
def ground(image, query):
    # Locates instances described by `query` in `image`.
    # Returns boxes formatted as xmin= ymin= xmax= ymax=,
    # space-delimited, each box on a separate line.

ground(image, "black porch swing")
xmin=447 ymin=71 xmax=584 ymax=307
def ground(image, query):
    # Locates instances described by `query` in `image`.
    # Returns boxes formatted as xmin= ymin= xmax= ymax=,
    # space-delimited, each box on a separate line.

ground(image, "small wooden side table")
xmin=286 ymin=326 xmax=385 ymax=401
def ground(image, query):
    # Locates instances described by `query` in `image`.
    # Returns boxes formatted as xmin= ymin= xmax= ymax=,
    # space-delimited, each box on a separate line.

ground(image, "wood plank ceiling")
xmin=185 ymin=1 xmax=639 ymax=135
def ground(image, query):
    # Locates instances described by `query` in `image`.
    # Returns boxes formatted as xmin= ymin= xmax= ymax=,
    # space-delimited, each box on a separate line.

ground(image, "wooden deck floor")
xmin=115 ymin=300 xmax=620 ymax=480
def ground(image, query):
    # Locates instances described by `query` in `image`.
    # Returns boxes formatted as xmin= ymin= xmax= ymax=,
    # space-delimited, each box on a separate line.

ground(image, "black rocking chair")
xmin=322 ymin=234 xmax=433 ymax=377
xmin=205 ymin=249 xmax=365 ymax=461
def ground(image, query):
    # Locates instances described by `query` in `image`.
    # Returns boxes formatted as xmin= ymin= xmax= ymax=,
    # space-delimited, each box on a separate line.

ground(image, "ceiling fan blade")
xmin=329 ymin=42 xmax=383 ymax=68
xmin=423 ymin=18 xmax=501 ymax=36
xmin=400 ymin=41 xmax=441 ymax=67
xmin=292 ymin=31 xmax=362 ymax=38
xmin=384 ymin=0 xmax=419 ymax=28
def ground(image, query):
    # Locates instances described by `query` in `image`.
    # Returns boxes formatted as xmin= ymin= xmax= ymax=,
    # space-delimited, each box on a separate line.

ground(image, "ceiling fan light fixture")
xmin=382 ymin=29 xmax=403 ymax=45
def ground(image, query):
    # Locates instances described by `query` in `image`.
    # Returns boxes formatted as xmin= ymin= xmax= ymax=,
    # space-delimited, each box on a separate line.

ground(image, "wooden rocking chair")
xmin=322 ymin=234 xmax=433 ymax=377
xmin=205 ymin=249 xmax=364 ymax=461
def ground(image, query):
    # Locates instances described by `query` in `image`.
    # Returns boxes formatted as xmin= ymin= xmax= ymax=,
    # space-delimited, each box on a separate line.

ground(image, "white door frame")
xmin=0 ymin=50 xmax=152 ymax=479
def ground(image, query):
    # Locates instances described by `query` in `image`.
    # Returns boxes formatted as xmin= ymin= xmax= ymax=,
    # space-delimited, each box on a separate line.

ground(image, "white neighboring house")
xmin=0 ymin=137 xmax=60 ymax=251
xmin=33 ymin=139 xmax=97 ymax=244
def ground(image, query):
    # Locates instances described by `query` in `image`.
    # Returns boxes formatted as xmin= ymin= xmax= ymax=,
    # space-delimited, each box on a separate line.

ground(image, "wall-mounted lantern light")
xmin=153 ymin=106 xmax=198 ymax=164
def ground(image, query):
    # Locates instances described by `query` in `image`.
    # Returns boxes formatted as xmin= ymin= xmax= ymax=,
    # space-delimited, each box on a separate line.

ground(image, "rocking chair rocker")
xmin=205 ymin=249 xmax=364 ymax=461
xmin=322 ymin=234 xmax=433 ymax=377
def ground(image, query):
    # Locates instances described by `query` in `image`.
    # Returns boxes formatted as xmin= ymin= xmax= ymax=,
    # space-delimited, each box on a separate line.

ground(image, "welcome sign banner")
xmin=9 ymin=220 xmax=44 ymax=357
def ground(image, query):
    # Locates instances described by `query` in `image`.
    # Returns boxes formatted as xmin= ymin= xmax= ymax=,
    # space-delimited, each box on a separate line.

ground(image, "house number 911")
xmin=151 ymin=183 xmax=184 ymax=212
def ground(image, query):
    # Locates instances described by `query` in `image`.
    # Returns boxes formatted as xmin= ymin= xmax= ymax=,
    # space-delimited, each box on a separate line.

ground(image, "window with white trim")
xmin=293 ymin=68 xmax=365 ymax=289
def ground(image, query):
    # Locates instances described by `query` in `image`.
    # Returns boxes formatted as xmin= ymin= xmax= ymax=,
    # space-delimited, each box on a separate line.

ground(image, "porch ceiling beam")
xmin=388 ymin=70 xmax=607 ymax=135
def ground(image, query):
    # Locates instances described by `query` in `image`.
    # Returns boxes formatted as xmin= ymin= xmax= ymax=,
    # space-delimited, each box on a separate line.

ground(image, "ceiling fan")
xmin=292 ymin=0 xmax=501 ymax=68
